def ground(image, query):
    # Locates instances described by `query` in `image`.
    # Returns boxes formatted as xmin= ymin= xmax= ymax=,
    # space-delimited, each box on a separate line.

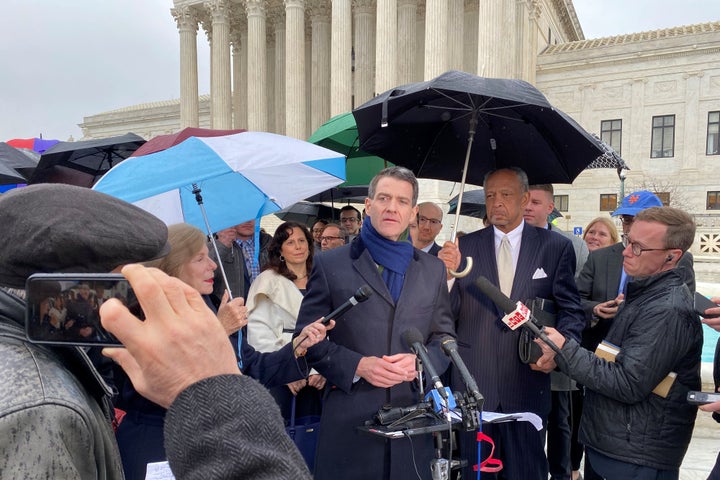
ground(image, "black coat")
xmin=557 ymin=269 xmax=702 ymax=470
xmin=295 ymin=239 xmax=456 ymax=480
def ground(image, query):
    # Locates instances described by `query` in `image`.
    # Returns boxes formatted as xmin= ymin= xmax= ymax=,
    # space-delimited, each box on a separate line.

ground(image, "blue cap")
xmin=611 ymin=190 xmax=663 ymax=217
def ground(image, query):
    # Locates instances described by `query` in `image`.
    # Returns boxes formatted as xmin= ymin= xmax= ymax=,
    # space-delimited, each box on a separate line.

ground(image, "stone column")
xmin=424 ymin=0 xmax=448 ymax=79
xmin=230 ymin=12 xmax=248 ymax=129
xmin=331 ymin=0 xmax=352 ymax=115
xmin=198 ymin=13 xmax=213 ymax=125
xmin=310 ymin=2 xmax=331 ymax=132
xmin=447 ymin=0 xmax=464 ymax=71
xmin=682 ymin=72 xmax=704 ymax=170
xmin=375 ymin=0 xmax=397 ymax=93
xmin=283 ymin=0 xmax=305 ymax=139
xmin=353 ymin=0 xmax=376 ymax=105
xmin=525 ymin=0 xmax=540 ymax=84
xmin=246 ymin=0 xmax=268 ymax=131
xmin=477 ymin=0 xmax=508 ymax=77
xmin=270 ymin=5 xmax=285 ymax=135
xmin=397 ymin=0 xmax=416 ymax=85
xmin=172 ymin=5 xmax=200 ymax=128
xmin=415 ymin=3 xmax=425 ymax=80
xmin=267 ymin=29 xmax=276 ymax=133
xmin=208 ymin=0 xmax=232 ymax=129
xmin=463 ymin=0 xmax=478 ymax=74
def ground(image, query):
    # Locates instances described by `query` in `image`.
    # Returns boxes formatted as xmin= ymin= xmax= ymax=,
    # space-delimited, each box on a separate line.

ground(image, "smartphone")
xmin=25 ymin=273 xmax=142 ymax=347
xmin=687 ymin=391 xmax=720 ymax=405
xmin=694 ymin=292 xmax=720 ymax=318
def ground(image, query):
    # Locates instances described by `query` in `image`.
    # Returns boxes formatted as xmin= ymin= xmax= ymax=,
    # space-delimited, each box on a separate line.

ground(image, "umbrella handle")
xmin=448 ymin=257 xmax=473 ymax=278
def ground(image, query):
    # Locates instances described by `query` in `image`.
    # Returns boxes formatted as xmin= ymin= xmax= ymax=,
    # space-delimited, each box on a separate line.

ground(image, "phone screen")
xmin=25 ymin=273 xmax=142 ymax=347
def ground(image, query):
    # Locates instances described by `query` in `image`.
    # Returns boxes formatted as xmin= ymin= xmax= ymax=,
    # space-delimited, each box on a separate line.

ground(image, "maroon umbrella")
xmin=131 ymin=127 xmax=246 ymax=157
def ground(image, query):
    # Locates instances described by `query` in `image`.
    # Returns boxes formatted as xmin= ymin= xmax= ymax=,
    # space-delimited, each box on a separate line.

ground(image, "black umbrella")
xmin=354 ymin=70 xmax=603 ymax=275
xmin=29 ymin=133 xmax=145 ymax=187
xmin=0 ymin=142 xmax=39 ymax=181
xmin=585 ymin=133 xmax=631 ymax=171
xmin=274 ymin=201 xmax=343 ymax=227
xmin=448 ymin=188 xmax=562 ymax=221
xmin=305 ymin=185 xmax=368 ymax=204
xmin=0 ymin=162 xmax=26 ymax=186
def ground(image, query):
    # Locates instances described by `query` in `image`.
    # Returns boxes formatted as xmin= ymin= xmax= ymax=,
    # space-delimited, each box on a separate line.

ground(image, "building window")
xmin=708 ymin=191 xmax=720 ymax=210
xmin=708 ymin=111 xmax=720 ymax=155
xmin=651 ymin=115 xmax=675 ymax=158
xmin=600 ymin=194 xmax=617 ymax=212
xmin=655 ymin=192 xmax=670 ymax=206
xmin=554 ymin=195 xmax=569 ymax=212
xmin=600 ymin=119 xmax=622 ymax=155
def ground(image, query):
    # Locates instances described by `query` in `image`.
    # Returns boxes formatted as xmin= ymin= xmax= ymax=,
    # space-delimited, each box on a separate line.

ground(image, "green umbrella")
xmin=309 ymin=112 xmax=393 ymax=187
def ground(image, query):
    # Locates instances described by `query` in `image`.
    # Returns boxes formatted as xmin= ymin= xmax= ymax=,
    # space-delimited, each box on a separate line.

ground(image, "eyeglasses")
xmin=620 ymin=215 xmax=634 ymax=225
xmin=320 ymin=236 xmax=343 ymax=242
xmin=621 ymin=234 xmax=668 ymax=256
xmin=340 ymin=217 xmax=359 ymax=223
xmin=418 ymin=215 xmax=441 ymax=226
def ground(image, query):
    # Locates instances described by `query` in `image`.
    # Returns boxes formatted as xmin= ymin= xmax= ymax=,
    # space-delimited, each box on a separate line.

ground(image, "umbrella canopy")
xmin=93 ymin=131 xmax=346 ymax=234
xmin=130 ymin=127 xmax=246 ymax=157
xmin=305 ymin=185 xmax=368 ymax=203
xmin=585 ymin=133 xmax=631 ymax=171
xmin=30 ymin=133 xmax=146 ymax=187
xmin=275 ymin=201 xmax=343 ymax=227
xmin=6 ymin=137 xmax=59 ymax=154
xmin=448 ymin=189 xmax=562 ymax=221
xmin=353 ymin=70 xmax=605 ymax=186
xmin=0 ymin=142 xmax=39 ymax=180
xmin=0 ymin=162 xmax=26 ymax=186
xmin=309 ymin=112 xmax=394 ymax=188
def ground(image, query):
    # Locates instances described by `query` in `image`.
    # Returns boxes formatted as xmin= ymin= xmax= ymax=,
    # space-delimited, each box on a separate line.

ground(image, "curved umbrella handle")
xmin=449 ymin=257 xmax=473 ymax=278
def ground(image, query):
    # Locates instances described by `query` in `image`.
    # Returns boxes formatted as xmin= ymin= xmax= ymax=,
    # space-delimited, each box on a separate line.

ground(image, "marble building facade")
xmin=78 ymin=1 xmax=720 ymax=254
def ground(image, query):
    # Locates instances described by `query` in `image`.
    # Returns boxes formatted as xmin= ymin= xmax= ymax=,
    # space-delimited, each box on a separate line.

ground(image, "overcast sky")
xmin=0 ymin=0 xmax=718 ymax=142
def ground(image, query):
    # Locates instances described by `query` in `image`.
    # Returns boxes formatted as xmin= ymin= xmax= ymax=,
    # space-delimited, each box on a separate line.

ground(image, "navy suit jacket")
xmin=295 ymin=239 xmax=456 ymax=480
xmin=450 ymin=223 xmax=584 ymax=417
xmin=576 ymin=242 xmax=695 ymax=351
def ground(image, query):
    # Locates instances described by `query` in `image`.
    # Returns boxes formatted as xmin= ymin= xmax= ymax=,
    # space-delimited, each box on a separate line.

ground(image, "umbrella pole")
xmin=448 ymin=110 xmax=478 ymax=279
xmin=192 ymin=184 xmax=234 ymax=300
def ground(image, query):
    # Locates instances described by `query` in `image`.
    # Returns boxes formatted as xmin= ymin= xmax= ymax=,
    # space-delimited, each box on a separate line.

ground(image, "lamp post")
xmin=618 ymin=168 xmax=627 ymax=202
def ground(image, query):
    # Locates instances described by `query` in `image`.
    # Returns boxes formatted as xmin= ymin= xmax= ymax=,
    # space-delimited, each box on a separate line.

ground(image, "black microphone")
xmin=402 ymin=327 xmax=448 ymax=399
xmin=441 ymin=338 xmax=484 ymax=404
xmin=320 ymin=285 xmax=373 ymax=325
xmin=374 ymin=402 xmax=431 ymax=425
xmin=474 ymin=276 xmax=563 ymax=356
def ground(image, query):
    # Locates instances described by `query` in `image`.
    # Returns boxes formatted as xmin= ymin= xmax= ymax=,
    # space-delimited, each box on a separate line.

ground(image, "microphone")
xmin=402 ymin=327 xmax=448 ymax=400
xmin=441 ymin=338 xmax=484 ymax=404
xmin=374 ymin=402 xmax=431 ymax=425
xmin=321 ymin=285 xmax=373 ymax=325
xmin=474 ymin=276 xmax=563 ymax=356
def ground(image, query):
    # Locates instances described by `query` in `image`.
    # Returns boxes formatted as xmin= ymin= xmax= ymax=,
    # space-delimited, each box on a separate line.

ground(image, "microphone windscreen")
xmin=355 ymin=285 xmax=373 ymax=302
xmin=402 ymin=327 xmax=424 ymax=349
xmin=475 ymin=276 xmax=516 ymax=314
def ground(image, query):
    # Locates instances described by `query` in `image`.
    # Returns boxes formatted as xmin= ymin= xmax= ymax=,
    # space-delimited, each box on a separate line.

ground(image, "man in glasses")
xmin=339 ymin=205 xmax=362 ymax=240
xmin=413 ymin=202 xmax=444 ymax=256
xmin=537 ymin=206 xmax=702 ymax=479
xmin=319 ymin=223 xmax=347 ymax=251
xmin=572 ymin=191 xmax=695 ymax=480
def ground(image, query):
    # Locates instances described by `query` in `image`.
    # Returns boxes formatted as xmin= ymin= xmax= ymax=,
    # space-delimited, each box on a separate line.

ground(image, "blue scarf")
xmin=360 ymin=216 xmax=414 ymax=303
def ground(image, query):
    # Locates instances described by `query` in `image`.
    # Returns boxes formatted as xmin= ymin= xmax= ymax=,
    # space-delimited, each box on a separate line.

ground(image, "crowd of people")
xmin=0 ymin=166 xmax=718 ymax=480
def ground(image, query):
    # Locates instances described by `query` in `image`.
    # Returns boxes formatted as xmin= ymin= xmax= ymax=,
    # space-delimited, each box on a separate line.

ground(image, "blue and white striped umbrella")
xmin=93 ymin=131 xmax=346 ymax=234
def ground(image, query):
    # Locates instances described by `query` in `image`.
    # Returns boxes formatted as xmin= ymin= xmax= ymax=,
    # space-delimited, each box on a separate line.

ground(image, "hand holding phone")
xmin=687 ymin=391 xmax=720 ymax=405
xmin=25 ymin=273 xmax=142 ymax=347
xmin=694 ymin=292 xmax=720 ymax=319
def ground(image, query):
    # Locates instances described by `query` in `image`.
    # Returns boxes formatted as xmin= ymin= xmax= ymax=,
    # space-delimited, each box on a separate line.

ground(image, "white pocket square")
xmin=532 ymin=268 xmax=548 ymax=280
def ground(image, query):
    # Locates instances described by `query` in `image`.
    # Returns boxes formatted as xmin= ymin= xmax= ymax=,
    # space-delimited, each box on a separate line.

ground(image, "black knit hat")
xmin=0 ymin=184 xmax=170 ymax=288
